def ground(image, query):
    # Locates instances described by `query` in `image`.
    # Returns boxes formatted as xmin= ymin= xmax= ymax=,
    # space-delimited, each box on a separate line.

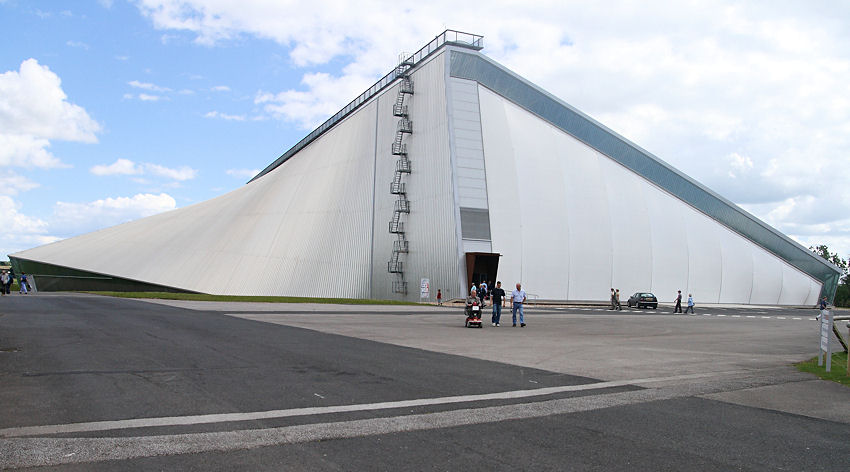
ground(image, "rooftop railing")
xmin=250 ymin=30 xmax=483 ymax=182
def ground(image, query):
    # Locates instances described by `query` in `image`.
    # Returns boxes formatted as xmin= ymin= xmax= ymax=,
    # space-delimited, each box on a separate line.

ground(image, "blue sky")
xmin=1 ymin=1 xmax=849 ymax=261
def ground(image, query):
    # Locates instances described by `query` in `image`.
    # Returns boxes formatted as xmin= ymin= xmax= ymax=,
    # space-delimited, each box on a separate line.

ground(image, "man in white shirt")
xmin=510 ymin=282 xmax=527 ymax=327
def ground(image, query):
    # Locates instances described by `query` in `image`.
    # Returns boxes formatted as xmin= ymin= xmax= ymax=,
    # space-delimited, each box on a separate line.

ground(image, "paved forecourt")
xmin=1 ymin=294 xmax=849 ymax=470
xmin=150 ymin=298 xmax=834 ymax=381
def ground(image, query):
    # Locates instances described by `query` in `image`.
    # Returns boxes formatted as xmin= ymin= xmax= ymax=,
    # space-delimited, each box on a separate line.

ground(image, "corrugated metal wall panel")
xmin=370 ymin=51 xmax=460 ymax=301
xmin=452 ymin=49 xmax=836 ymax=302
xmin=479 ymin=85 xmax=822 ymax=305
xmin=13 ymin=98 xmax=379 ymax=298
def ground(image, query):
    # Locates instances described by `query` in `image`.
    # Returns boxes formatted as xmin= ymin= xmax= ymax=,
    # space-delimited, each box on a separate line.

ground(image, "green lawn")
xmin=795 ymin=351 xmax=850 ymax=387
xmin=83 ymin=291 xmax=424 ymax=306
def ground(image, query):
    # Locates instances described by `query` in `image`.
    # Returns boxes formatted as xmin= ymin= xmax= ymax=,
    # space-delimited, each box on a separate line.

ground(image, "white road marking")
xmin=717 ymin=314 xmax=726 ymax=317
xmin=0 ymin=371 xmax=738 ymax=439
xmin=0 ymin=371 xmax=756 ymax=469
xmin=746 ymin=316 xmax=756 ymax=318
xmin=732 ymin=315 xmax=740 ymax=318
xmin=793 ymin=317 xmax=802 ymax=320
xmin=761 ymin=316 xmax=771 ymax=319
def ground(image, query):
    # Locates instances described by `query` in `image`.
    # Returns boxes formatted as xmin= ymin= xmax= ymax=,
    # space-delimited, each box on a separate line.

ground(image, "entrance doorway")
xmin=465 ymin=252 xmax=501 ymax=292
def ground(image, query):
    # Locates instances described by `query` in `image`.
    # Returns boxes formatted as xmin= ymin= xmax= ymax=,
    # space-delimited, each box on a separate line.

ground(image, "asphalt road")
xmin=1 ymin=294 xmax=848 ymax=470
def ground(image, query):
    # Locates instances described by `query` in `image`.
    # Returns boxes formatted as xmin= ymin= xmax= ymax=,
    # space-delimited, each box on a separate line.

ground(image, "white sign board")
xmin=819 ymin=310 xmax=833 ymax=372
xmin=420 ymin=278 xmax=430 ymax=299
xmin=821 ymin=311 xmax=832 ymax=351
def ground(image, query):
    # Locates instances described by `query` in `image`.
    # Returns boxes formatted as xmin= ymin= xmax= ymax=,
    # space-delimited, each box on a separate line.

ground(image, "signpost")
xmin=420 ymin=278 xmax=430 ymax=301
xmin=818 ymin=310 xmax=833 ymax=372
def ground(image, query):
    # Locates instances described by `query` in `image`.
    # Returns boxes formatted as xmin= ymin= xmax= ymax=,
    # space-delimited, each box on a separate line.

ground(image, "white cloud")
xmin=144 ymin=163 xmax=197 ymax=181
xmin=138 ymin=93 xmax=166 ymax=101
xmin=90 ymin=158 xmax=197 ymax=181
xmin=726 ymin=152 xmax=754 ymax=178
xmin=0 ymin=196 xmax=58 ymax=255
xmin=204 ymin=110 xmax=245 ymax=121
xmin=0 ymin=172 xmax=40 ymax=196
xmin=66 ymin=40 xmax=90 ymax=50
xmin=128 ymin=80 xmax=171 ymax=92
xmin=51 ymin=193 xmax=177 ymax=236
xmin=135 ymin=1 xmax=850 ymax=256
xmin=210 ymin=85 xmax=230 ymax=92
xmin=226 ymin=168 xmax=260 ymax=179
xmin=255 ymin=71 xmax=371 ymax=129
xmin=0 ymin=58 xmax=100 ymax=169
xmin=90 ymin=158 xmax=143 ymax=176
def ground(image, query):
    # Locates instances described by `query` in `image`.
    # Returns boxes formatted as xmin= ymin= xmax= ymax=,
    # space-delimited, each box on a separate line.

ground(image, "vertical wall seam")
xmin=368 ymin=102 xmax=379 ymax=299
xmin=747 ymin=252 xmax=755 ymax=304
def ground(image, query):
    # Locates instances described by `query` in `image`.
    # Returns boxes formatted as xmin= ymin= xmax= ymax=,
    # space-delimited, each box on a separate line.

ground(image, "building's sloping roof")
xmin=446 ymin=49 xmax=841 ymax=300
xmin=250 ymin=30 xmax=483 ymax=183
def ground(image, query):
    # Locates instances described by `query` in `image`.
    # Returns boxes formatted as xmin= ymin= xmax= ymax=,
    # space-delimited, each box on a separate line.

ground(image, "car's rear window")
xmin=641 ymin=293 xmax=655 ymax=297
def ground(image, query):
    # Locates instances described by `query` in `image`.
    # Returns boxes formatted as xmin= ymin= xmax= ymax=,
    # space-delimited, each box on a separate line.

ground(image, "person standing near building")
xmin=491 ymin=281 xmax=505 ymax=326
xmin=685 ymin=293 xmax=695 ymax=313
xmin=436 ymin=289 xmax=442 ymax=306
xmin=609 ymin=288 xmax=616 ymax=310
xmin=478 ymin=282 xmax=487 ymax=307
xmin=615 ymin=289 xmax=622 ymax=310
xmin=673 ymin=290 xmax=682 ymax=313
xmin=0 ymin=271 xmax=8 ymax=296
xmin=511 ymin=282 xmax=527 ymax=327
xmin=19 ymin=273 xmax=28 ymax=294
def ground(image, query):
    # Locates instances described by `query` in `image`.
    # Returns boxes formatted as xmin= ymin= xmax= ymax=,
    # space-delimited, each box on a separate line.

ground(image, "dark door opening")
xmin=465 ymin=252 xmax=501 ymax=292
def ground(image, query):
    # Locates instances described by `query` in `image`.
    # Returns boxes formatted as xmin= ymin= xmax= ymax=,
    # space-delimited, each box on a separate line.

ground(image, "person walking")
xmin=478 ymin=282 xmax=487 ymax=307
xmin=609 ymin=288 xmax=616 ymax=310
xmin=436 ymin=289 xmax=442 ymax=306
xmin=816 ymin=296 xmax=828 ymax=321
xmin=673 ymin=290 xmax=682 ymax=313
xmin=0 ymin=271 xmax=8 ymax=296
xmin=685 ymin=294 xmax=695 ymax=313
xmin=615 ymin=289 xmax=622 ymax=310
xmin=511 ymin=282 xmax=527 ymax=327
xmin=19 ymin=273 xmax=28 ymax=294
xmin=491 ymin=281 xmax=506 ymax=326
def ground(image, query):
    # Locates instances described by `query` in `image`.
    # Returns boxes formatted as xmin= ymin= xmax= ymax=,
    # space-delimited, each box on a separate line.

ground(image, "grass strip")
xmin=81 ymin=291 xmax=424 ymax=306
xmin=795 ymin=351 xmax=850 ymax=387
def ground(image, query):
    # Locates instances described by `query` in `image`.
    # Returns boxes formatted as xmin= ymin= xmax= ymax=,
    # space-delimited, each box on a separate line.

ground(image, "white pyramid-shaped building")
xmin=10 ymin=31 xmax=840 ymax=304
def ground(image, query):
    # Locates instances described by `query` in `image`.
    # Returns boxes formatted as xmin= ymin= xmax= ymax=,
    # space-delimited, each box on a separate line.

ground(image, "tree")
xmin=810 ymin=245 xmax=849 ymax=307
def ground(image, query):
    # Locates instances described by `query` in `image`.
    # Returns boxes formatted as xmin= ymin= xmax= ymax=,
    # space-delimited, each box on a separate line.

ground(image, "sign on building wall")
xmin=420 ymin=278 xmax=430 ymax=300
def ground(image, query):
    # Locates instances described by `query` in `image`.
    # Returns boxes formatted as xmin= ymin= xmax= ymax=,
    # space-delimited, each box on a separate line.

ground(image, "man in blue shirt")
xmin=510 ymin=282 xmax=527 ymax=327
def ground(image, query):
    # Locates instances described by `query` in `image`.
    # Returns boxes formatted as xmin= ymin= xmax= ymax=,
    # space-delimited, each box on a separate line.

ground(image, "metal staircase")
xmin=387 ymin=54 xmax=414 ymax=294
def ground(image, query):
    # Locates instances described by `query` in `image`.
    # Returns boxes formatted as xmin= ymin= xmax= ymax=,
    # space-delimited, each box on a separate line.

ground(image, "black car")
xmin=628 ymin=292 xmax=657 ymax=309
